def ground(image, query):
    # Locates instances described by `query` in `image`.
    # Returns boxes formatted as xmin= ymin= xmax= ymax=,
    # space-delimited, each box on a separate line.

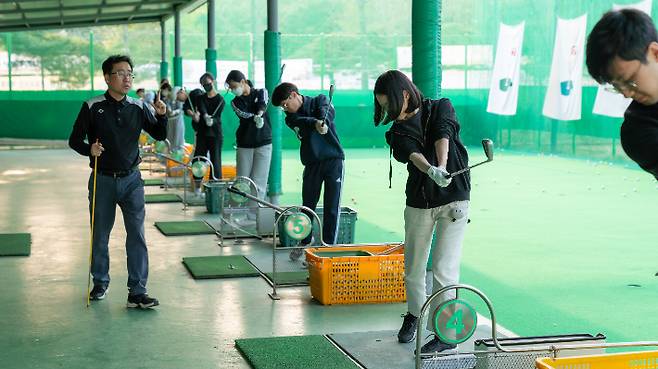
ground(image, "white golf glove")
xmin=204 ymin=114 xmax=213 ymax=127
xmin=254 ymin=115 xmax=264 ymax=129
xmin=426 ymin=166 xmax=452 ymax=187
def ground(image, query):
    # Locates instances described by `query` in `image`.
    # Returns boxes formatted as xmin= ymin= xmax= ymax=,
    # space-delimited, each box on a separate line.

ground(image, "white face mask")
xmin=231 ymin=86 xmax=244 ymax=96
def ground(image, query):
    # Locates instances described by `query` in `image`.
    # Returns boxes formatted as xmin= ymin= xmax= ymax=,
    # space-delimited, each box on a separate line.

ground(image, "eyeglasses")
xmin=110 ymin=71 xmax=135 ymax=79
xmin=604 ymin=80 xmax=638 ymax=94
xmin=280 ymin=95 xmax=292 ymax=111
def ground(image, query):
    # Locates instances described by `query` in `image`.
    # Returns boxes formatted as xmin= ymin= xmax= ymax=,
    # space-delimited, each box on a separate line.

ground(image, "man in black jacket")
xmin=69 ymin=55 xmax=166 ymax=308
xmin=272 ymin=82 xmax=345 ymax=245
xmin=586 ymin=9 xmax=658 ymax=180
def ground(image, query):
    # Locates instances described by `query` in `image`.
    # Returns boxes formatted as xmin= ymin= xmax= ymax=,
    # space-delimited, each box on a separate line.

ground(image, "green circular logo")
xmin=154 ymin=140 xmax=168 ymax=154
xmin=191 ymin=161 xmax=208 ymax=178
xmin=433 ymin=299 xmax=477 ymax=344
xmin=229 ymin=181 xmax=251 ymax=204
xmin=283 ymin=213 xmax=312 ymax=240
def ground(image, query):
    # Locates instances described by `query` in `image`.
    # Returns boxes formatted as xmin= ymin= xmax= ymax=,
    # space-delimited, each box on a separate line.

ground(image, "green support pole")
xmin=160 ymin=61 xmax=169 ymax=83
xmin=205 ymin=49 xmax=217 ymax=77
xmin=89 ymin=31 xmax=94 ymax=93
xmin=411 ymin=0 xmax=441 ymax=98
xmin=265 ymin=30 xmax=282 ymax=201
xmin=40 ymin=56 xmax=45 ymax=91
xmin=7 ymin=33 xmax=12 ymax=92
xmin=160 ymin=20 xmax=169 ymax=83
xmin=173 ymin=56 xmax=183 ymax=87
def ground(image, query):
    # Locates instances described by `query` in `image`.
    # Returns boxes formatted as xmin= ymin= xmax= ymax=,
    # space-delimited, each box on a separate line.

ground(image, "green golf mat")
xmin=143 ymin=178 xmax=164 ymax=186
xmin=182 ymin=255 xmax=260 ymax=279
xmin=264 ymin=271 xmax=309 ymax=285
xmin=145 ymin=193 xmax=181 ymax=203
xmin=0 ymin=233 xmax=31 ymax=256
xmin=235 ymin=335 xmax=359 ymax=369
xmin=154 ymin=221 xmax=215 ymax=236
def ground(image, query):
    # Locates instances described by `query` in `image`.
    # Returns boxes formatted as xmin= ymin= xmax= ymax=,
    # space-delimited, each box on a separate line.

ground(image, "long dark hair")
xmin=373 ymin=70 xmax=423 ymax=126
xmin=225 ymin=70 xmax=254 ymax=88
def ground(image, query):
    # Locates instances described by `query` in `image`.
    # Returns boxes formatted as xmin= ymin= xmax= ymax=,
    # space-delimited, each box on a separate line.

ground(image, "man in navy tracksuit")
xmin=272 ymin=82 xmax=345 ymax=245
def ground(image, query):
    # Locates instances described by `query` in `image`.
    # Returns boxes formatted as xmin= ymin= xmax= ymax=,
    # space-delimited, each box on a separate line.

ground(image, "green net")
xmin=0 ymin=0 xmax=649 ymax=164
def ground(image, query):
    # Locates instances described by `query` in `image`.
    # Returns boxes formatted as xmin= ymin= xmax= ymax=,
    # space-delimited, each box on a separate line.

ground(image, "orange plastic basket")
xmin=536 ymin=350 xmax=658 ymax=369
xmin=305 ymin=244 xmax=406 ymax=305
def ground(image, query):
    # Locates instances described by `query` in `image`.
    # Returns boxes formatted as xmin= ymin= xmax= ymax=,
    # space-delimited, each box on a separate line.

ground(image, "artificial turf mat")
xmin=143 ymin=178 xmax=164 ymax=186
xmin=264 ymin=271 xmax=309 ymax=285
xmin=319 ymin=148 xmax=658 ymax=342
xmin=182 ymin=255 xmax=259 ymax=279
xmin=154 ymin=221 xmax=215 ymax=236
xmin=235 ymin=335 xmax=359 ymax=369
xmin=145 ymin=193 xmax=181 ymax=203
xmin=0 ymin=233 xmax=31 ymax=256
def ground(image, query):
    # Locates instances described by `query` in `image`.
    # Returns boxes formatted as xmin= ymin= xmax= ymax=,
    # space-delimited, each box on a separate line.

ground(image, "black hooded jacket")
xmin=385 ymin=98 xmax=470 ymax=208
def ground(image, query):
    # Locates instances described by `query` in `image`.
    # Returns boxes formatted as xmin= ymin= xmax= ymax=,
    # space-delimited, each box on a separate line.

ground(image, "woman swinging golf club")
xmin=373 ymin=70 xmax=471 ymax=354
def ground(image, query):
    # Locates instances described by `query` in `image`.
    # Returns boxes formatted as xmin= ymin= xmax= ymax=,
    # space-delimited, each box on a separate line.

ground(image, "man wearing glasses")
xmin=587 ymin=9 xmax=658 ymax=180
xmin=69 ymin=55 xmax=167 ymax=308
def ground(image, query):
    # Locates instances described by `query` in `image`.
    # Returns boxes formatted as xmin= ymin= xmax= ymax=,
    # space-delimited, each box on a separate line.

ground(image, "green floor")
xmin=0 ymin=147 xmax=656 ymax=369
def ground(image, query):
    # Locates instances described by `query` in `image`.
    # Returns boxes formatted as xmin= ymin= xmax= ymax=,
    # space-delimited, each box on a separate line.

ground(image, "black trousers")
xmin=193 ymin=134 xmax=223 ymax=180
xmin=302 ymin=158 xmax=344 ymax=245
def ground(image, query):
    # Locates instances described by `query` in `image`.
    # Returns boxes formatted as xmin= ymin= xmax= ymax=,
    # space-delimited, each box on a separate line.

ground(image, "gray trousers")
xmin=88 ymin=170 xmax=149 ymax=295
xmin=403 ymin=200 xmax=470 ymax=330
xmin=236 ymin=144 xmax=272 ymax=200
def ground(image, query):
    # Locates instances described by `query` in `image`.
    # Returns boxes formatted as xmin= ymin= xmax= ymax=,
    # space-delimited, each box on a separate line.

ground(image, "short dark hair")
xmin=102 ymin=55 xmax=133 ymax=75
xmin=271 ymin=82 xmax=299 ymax=107
xmin=225 ymin=70 xmax=254 ymax=88
xmin=373 ymin=70 xmax=423 ymax=126
xmin=586 ymin=9 xmax=658 ymax=84
xmin=136 ymin=88 xmax=145 ymax=94
xmin=199 ymin=72 xmax=215 ymax=85
xmin=160 ymin=82 xmax=172 ymax=91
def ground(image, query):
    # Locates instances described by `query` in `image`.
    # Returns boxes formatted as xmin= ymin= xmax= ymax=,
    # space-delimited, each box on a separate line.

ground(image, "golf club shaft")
xmin=227 ymin=186 xmax=285 ymax=213
xmin=86 ymin=146 xmax=99 ymax=308
xmin=446 ymin=159 xmax=490 ymax=179
xmin=321 ymin=85 xmax=335 ymax=127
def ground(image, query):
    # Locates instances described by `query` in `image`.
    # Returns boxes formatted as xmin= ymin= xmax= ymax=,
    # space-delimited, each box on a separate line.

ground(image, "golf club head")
xmin=481 ymin=139 xmax=494 ymax=162
xmin=328 ymin=84 xmax=335 ymax=102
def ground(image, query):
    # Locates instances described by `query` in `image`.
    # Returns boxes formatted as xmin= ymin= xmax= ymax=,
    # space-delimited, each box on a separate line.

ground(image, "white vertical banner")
xmin=487 ymin=22 xmax=525 ymax=116
xmin=543 ymin=15 xmax=587 ymax=121
xmin=592 ymin=0 xmax=652 ymax=117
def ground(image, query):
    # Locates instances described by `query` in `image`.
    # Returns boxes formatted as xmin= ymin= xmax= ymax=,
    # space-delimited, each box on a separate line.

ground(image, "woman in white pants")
xmin=224 ymin=70 xmax=272 ymax=200
xmin=373 ymin=70 xmax=471 ymax=354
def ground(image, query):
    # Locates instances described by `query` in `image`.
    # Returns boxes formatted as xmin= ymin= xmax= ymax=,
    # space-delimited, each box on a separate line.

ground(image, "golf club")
xmin=86 ymin=139 xmax=99 ymax=307
xmin=446 ymin=138 xmax=494 ymax=179
xmin=320 ymin=84 xmax=335 ymax=127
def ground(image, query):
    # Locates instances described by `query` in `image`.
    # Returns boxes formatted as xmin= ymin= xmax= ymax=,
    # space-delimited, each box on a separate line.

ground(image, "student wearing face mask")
xmin=224 ymin=70 xmax=272 ymax=200
xmin=160 ymin=82 xmax=185 ymax=151
xmin=185 ymin=72 xmax=225 ymax=194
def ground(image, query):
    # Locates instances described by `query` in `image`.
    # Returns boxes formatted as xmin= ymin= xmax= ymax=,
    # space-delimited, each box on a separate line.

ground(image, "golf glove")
xmin=254 ymin=115 xmax=264 ymax=129
xmin=426 ymin=166 xmax=452 ymax=187
xmin=204 ymin=114 xmax=214 ymax=127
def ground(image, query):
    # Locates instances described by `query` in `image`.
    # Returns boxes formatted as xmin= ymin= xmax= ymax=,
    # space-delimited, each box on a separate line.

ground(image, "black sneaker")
xmin=89 ymin=285 xmax=108 ymax=300
xmin=420 ymin=335 xmax=457 ymax=354
xmin=126 ymin=294 xmax=159 ymax=309
xmin=397 ymin=312 xmax=418 ymax=343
